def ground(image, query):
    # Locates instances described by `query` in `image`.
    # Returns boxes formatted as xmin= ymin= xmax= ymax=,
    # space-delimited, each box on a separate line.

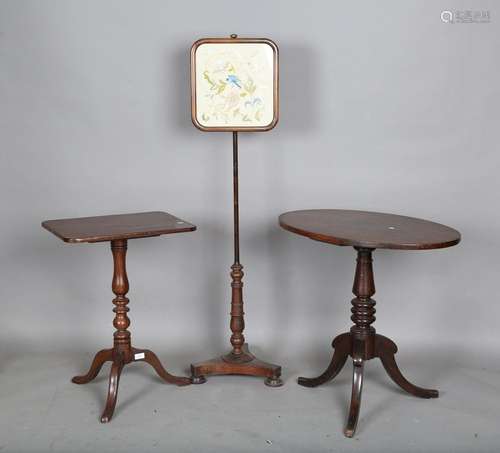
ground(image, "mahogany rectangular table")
xmin=42 ymin=211 xmax=196 ymax=422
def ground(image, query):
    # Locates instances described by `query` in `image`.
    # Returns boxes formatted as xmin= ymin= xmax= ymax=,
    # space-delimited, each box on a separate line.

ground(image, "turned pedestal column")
xmin=72 ymin=239 xmax=191 ymax=422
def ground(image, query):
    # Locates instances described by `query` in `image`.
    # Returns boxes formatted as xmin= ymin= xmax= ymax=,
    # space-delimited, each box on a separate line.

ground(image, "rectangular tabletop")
xmin=42 ymin=211 xmax=196 ymax=243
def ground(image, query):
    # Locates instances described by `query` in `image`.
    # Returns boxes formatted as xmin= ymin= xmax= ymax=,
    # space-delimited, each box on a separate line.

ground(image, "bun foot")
xmin=264 ymin=376 xmax=283 ymax=387
xmin=191 ymin=375 xmax=207 ymax=384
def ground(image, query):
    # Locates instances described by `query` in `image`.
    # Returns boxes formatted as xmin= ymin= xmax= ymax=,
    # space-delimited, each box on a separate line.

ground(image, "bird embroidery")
xmin=226 ymin=74 xmax=242 ymax=89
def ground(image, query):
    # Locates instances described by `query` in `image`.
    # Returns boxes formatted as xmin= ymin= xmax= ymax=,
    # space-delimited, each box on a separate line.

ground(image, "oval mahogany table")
xmin=279 ymin=209 xmax=460 ymax=437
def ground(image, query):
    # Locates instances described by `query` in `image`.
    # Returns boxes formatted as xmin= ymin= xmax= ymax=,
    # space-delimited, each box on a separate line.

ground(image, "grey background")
xmin=0 ymin=0 xmax=499 ymax=452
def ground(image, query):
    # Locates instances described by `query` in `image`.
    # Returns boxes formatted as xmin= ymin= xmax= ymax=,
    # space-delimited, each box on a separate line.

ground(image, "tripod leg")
xmin=133 ymin=348 xmax=190 ymax=386
xmin=298 ymin=333 xmax=350 ymax=387
xmin=100 ymin=359 xmax=124 ymax=423
xmin=376 ymin=335 xmax=438 ymax=398
xmin=72 ymin=348 xmax=113 ymax=384
xmin=344 ymin=357 xmax=364 ymax=438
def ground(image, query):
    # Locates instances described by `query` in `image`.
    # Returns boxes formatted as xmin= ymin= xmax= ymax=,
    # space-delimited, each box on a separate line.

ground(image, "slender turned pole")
xmin=233 ymin=131 xmax=240 ymax=264
xmin=111 ymin=239 xmax=132 ymax=360
xmin=229 ymin=131 xmax=245 ymax=356
xmin=230 ymin=35 xmax=242 ymax=352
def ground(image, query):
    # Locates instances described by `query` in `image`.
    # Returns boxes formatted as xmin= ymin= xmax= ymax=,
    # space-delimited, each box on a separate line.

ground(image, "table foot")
xmin=100 ymin=359 xmax=124 ymax=423
xmin=72 ymin=348 xmax=113 ymax=384
xmin=265 ymin=376 xmax=284 ymax=387
xmin=191 ymin=375 xmax=207 ymax=385
xmin=190 ymin=343 xmax=282 ymax=386
xmin=344 ymin=357 xmax=364 ymax=438
xmin=298 ymin=333 xmax=350 ymax=388
xmin=133 ymin=348 xmax=190 ymax=386
xmin=375 ymin=335 xmax=439 ymax=398
xmin=73 ymin=346 xmax=190 ymax=422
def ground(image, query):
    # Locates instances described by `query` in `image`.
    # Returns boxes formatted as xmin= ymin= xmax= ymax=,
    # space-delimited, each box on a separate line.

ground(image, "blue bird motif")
xmin=226 ymin=74 xmax=242 ymax=88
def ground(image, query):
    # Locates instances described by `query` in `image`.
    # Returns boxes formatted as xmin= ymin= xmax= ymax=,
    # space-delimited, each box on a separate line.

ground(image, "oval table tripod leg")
xmin=344 ymin=358 xmax=364 ymax=438
xmin=72 ymin=349 xmax=113 ymax=384
xmin=376 ymin=335 xmax=438 ymax=399
xmin=298 ymin=333 xmax=350 ymax=388
xmin=379 ymin=352 xmax=438 ymax=399
xmin=100 ymin=360 xmax=124 ymax=423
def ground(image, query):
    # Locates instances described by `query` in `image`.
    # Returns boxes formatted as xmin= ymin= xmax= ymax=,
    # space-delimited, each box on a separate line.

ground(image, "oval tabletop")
xmin=279 ymin=210 xmax=461 ymax=250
